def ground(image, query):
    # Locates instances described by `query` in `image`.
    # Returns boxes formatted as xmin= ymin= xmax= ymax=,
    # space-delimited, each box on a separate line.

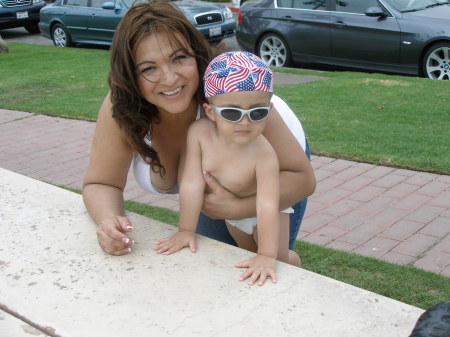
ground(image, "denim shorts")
xmin=196 ymin=139 xmax=311 ymax=250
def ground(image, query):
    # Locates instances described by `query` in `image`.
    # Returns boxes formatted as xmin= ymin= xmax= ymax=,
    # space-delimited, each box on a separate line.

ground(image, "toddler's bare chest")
xmin=202 ymin=151 xmax=257 ymax=197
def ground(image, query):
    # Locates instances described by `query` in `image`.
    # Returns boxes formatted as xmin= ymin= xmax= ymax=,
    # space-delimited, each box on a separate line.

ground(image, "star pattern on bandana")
xmin=204 ymin=51 xmax=273 ymax=98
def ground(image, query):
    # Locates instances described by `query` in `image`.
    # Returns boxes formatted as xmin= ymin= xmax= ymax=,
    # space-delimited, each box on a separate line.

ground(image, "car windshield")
xmin=386 ymin=0 xmax=449 ymax=12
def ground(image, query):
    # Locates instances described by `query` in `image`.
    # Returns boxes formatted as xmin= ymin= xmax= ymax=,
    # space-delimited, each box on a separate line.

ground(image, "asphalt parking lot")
xmin=1 ymin=27 xmax=52 ymax=45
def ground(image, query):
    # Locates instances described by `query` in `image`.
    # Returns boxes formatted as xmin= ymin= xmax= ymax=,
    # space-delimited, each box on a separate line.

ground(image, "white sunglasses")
xmin=210 ymin=104 xmax=270 ymax=123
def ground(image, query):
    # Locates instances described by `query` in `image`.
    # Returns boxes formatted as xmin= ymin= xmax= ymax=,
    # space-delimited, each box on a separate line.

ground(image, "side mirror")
xmin=365 ymin=6 xmax=386 ymax=18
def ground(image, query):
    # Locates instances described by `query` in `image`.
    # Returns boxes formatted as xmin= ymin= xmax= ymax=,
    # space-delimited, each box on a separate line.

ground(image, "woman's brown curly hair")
xmin=108 ymin=0 xmax=216 ymax=175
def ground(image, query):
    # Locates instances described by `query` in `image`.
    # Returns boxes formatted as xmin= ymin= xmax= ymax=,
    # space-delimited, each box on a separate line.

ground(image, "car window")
xmin=277 ymin=0 xmax=326 ymax=10
xmin=90 ymin=0 xmax=105 ymax=8
xmin=335 ymin=0 xmax=379 ymax=14
xmin=386 ymin=0 xmax=449 ymax=12
xmin=122 ymin=0 xmax=134 ymax=7
xmin=63 ymin=0 xmax=88 ymax=6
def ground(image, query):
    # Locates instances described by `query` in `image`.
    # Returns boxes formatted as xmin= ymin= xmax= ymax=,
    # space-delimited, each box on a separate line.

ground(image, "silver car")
xmin=236 ymin=0 xmax=450 ymax=79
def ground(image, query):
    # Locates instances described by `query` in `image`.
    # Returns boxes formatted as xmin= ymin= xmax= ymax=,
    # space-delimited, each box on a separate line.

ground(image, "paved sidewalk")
xmin=1 ymin=108 xmax=449 ymax=277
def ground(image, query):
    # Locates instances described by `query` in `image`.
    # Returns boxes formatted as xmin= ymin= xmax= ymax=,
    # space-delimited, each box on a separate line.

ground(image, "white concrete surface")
xmin=0 ymin=168 xmax=423 ymax=337
xmin=0 ymin=309 xmax=50 ymax=337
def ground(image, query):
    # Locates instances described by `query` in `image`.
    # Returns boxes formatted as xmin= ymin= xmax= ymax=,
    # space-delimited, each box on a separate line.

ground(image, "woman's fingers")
xmin=203 ymin=171 xmax=222 ymax=192
xmin=202 ymin=172 xmax=239 ymax=219
xmin=97 ymin=216 xmax=134 ymax=255
xmin=117 ymin=216 xmax=134 ymax=232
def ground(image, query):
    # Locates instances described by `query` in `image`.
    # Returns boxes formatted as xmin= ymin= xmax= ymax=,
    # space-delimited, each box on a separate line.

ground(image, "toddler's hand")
xmin=235 ymin=254 xmax=277 ymax=286
xmin=153 ymin=231 xmax=197 ymax=255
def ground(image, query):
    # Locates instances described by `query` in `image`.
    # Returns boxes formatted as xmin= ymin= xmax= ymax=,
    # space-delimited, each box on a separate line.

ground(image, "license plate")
xmin=209 ymin=26 xmax=222 ymax=37
xmin=16 ymin=11 xmax=29 ymax=19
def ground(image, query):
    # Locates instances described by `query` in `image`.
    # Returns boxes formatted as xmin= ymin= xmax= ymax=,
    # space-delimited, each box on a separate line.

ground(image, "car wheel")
xmin=24 ymin=23 xmax=40 ymax=34
xmin=52 ymin=23 xmax=72 ymax=48
xmin=423 ymin=42 xmax=450 ymax=80
xmin=257 ymin=33 xmax=291 ymax=67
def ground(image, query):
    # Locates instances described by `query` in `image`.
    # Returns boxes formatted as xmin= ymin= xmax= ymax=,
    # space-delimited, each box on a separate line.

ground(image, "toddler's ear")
xmin=203 ymin=103 xmax=216 ymax=121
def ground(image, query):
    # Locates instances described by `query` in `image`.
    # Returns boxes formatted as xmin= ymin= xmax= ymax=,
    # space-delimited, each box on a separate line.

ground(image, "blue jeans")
xmin=196 ymin=140 xmax=311 ymax=250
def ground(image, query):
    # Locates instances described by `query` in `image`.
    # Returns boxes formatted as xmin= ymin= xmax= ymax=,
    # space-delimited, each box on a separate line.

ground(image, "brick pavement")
xmin=1 ymin=108 xmax=449 ymax=277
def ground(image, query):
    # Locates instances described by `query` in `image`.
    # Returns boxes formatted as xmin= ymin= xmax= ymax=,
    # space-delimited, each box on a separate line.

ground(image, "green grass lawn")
xmin=0 ymin=43 xmax=110 ymax=120
xmin=1 ymin=42 xmax=449 ymax=174
xmin=275 ymin=69 xmax=450 ymax=174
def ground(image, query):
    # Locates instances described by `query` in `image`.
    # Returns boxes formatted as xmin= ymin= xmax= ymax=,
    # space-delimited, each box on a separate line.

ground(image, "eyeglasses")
xmin=137 ymin=55 xmax=195 ymax=83
xmin=210 ymin=104 xmax=270 ymax=123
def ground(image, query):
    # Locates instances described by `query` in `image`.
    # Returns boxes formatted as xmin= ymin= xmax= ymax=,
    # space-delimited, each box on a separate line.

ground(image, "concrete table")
xmin=0 ymin=309 xmax=50 ymax=337
xmin=0 ymin=168 xmax=423 ymax=337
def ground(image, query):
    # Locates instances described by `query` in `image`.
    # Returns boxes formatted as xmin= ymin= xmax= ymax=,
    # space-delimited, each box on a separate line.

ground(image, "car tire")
xmin=422 ymin=42 xmax=450 ymax=80
xmin=24 ymin=23 xmax=40 ymax=34
xmin=52 ymin=23 xmax=72 ymax=48
xmin=257 ymin=33 xmax=291 ymax=67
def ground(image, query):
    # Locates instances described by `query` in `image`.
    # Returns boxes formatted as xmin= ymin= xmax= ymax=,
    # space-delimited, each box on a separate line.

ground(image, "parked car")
xmin=236 ymin=0 xmax=450 ymax=79
xmin=39 ymin=0 xmax=236 ymax=47
xmin=0 ymin=0 xmax=46 ymax=33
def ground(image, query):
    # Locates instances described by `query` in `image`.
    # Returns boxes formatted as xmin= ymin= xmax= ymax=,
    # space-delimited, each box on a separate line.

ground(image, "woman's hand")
xmin=201 ymin=171 xmax=243 ymax=219
xmin=235 ymin=254 xmax=277 ymax=286
xmin=153 ymin=231 xmax=197 ymax=255
xmin=97 ymin=216 xmax=134 ymax=256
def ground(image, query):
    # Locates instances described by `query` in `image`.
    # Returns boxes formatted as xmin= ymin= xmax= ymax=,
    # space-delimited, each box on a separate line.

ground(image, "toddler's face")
xmin=204 ymin=91 xmax=272 ymax=144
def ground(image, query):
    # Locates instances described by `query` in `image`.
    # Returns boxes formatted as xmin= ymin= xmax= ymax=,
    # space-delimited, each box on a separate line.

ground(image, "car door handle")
xmin=281 ymin=15 xmax=293 ymax=19
xmin=335 ymin=20 xmax=346 ymax=27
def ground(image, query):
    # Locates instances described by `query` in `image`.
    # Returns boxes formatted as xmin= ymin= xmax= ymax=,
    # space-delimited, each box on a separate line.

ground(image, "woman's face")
xmin=135 ymin=31 xmax=200 ymax=116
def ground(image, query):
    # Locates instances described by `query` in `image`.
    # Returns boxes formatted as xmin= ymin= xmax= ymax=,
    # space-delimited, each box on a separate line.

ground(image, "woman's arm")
xmin=263 ymin=105 xmax=315 ymax=207
xmin=154 ymin=121 xmax=206 ymax=254
xmin=202 ymin=105 xmax=316 ymax=220
xmin=82 ymin=93 xmax=135 ymax=255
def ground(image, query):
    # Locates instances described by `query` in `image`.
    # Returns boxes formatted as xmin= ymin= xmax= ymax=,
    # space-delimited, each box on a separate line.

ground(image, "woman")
xmin=82 ymin=1 xmax=316 ymax=256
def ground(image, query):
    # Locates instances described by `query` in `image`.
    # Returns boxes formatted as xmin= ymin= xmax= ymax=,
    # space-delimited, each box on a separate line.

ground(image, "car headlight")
xmin=223 ymin=8 xmax=233 ymax=19
xmin=33 ymin=0 xmax=43 ymax=3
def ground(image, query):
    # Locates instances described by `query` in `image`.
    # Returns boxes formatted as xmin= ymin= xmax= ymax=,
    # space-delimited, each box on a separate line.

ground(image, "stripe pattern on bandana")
xmin=204 ymin=51 xmax=273 ymax=98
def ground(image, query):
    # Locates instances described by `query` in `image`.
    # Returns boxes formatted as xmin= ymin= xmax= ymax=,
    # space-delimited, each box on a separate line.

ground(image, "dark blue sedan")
xmin=39 ymin=0 xmax=236 ymax=47
xmin=235 ymin=0 xmax=450 ymax=79
xmin=0 ymin=0 xmax=45 ymax=33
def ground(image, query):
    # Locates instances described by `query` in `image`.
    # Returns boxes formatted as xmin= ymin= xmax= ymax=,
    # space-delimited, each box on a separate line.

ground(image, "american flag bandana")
xmin=204 ymin=51 xmax=273 ymax=98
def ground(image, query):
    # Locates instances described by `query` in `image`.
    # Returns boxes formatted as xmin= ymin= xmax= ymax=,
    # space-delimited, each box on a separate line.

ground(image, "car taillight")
xmin=229 ymin=6 xmax=243 ymax=25
xmin=237 ymin=9 xmax=243 ymax=24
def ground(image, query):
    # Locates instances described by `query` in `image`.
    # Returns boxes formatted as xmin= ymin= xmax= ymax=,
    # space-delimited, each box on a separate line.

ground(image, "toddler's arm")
xmin=255 ymin=148 xmax=280 ymax=261
xmin=236 ymin=138 xmax=281 ymax=285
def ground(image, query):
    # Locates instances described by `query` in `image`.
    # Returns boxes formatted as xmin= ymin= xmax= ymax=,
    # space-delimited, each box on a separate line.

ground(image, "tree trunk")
xmin=0 ymin=34 xmax=9 ymax=54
